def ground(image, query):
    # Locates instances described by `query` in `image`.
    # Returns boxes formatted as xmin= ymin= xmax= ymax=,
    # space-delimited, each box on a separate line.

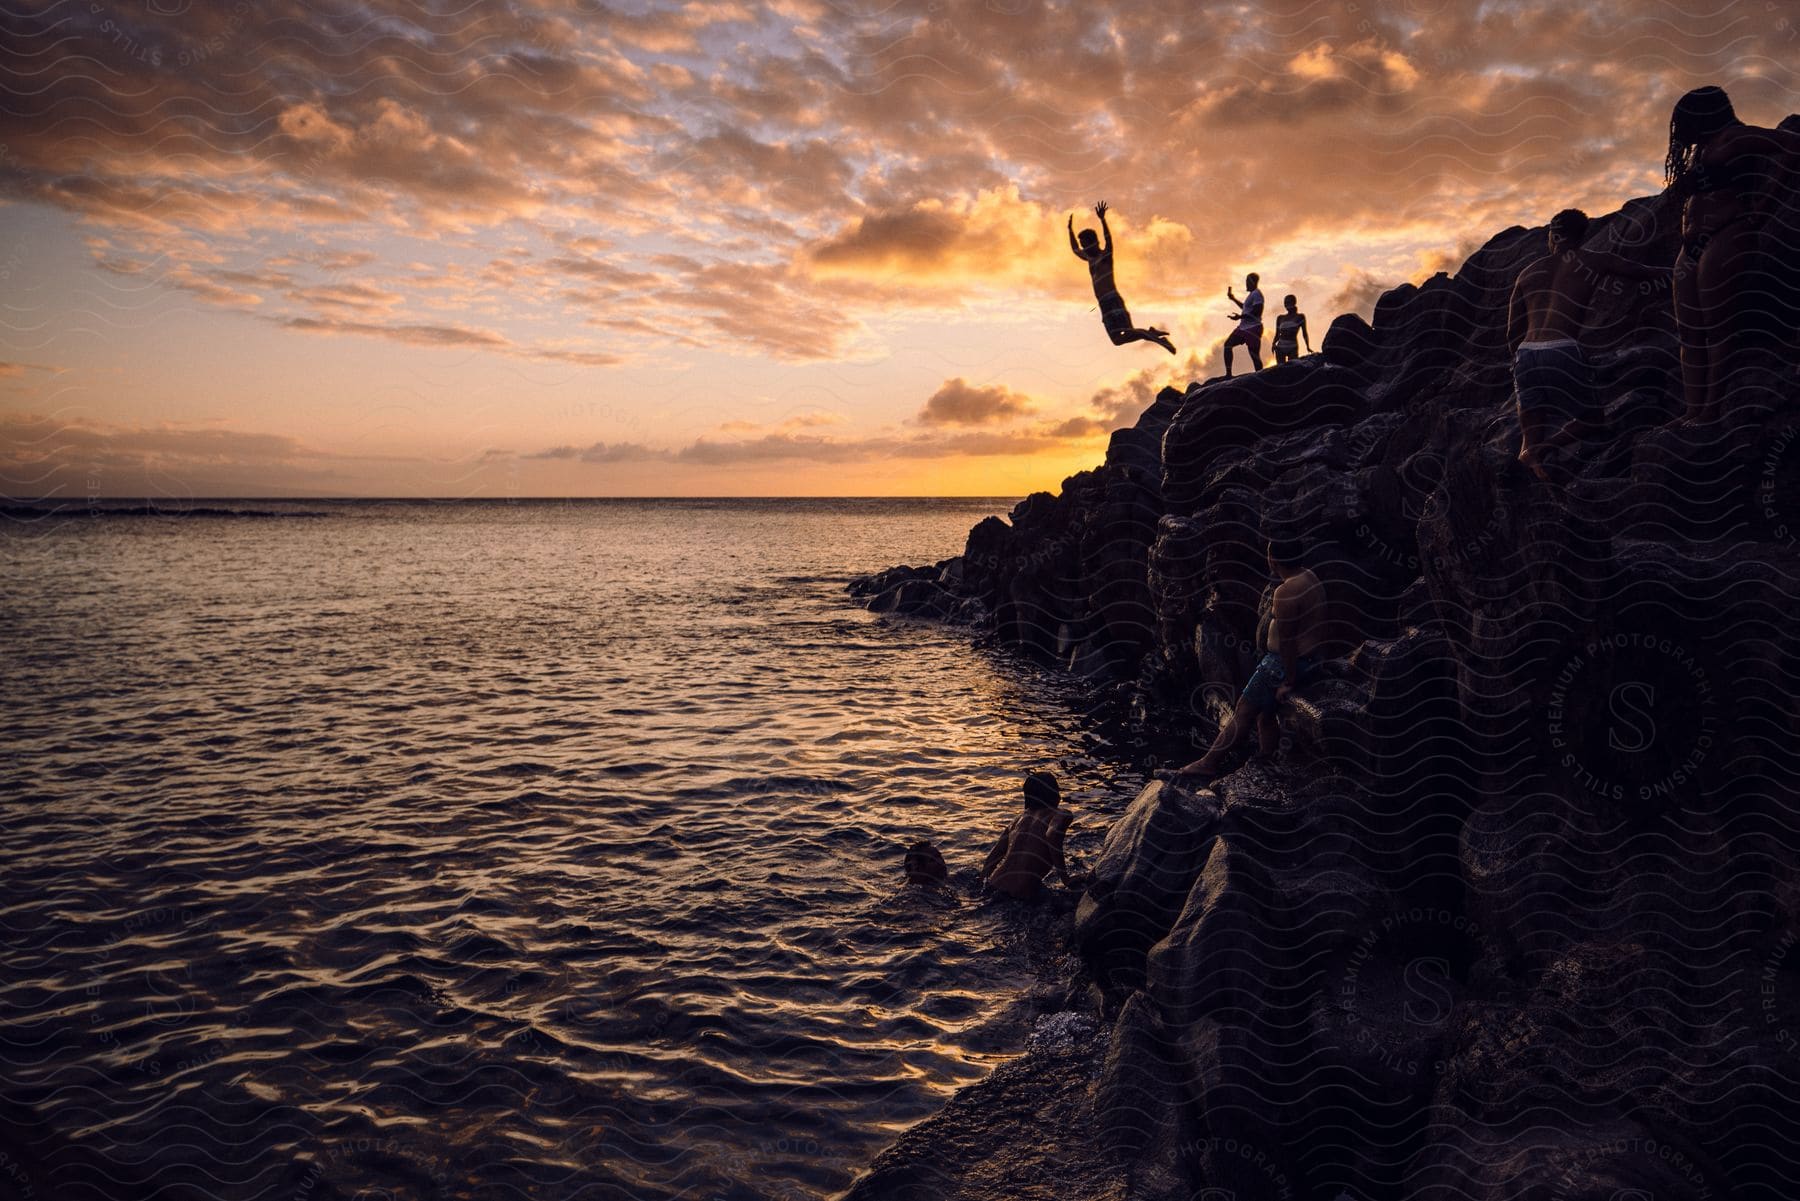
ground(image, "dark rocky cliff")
xmin=849 ymin=185 xmax=1800 ymax=1199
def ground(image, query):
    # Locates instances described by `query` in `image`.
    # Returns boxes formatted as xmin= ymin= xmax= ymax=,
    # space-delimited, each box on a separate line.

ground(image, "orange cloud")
xmin=917 ymin=378 xmax=1035 ymax=425
xmin=4 ymin=0 xmax=1794 ymax=495
xmin=805 ymin=186 xmax=1196 ymax=305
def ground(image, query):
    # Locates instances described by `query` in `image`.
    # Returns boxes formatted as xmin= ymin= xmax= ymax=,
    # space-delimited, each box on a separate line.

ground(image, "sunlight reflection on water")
xmin=0 ymin=499 xmax=1142 ymax=1200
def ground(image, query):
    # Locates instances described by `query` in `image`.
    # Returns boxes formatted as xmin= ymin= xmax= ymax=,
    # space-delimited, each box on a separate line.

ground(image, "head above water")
xmin=1078 ymin=228 xmax=1099 ymax=251
xmin=1023 ymin=770 xmax=1060 ymax=810
xmin=1246 ymin=272 xmax=1260 ymax=290
xmin=1548 ymin=208 xmax=1589 ymax=251
xmin=1666 ymin=86 xmax=1739 ymax=185
xmin=903 ymin=840 xmax=947 ymax=886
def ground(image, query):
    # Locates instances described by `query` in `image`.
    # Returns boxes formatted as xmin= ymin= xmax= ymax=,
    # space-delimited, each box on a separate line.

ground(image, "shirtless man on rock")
xmin=1506 ymin=208 xmax=1671 ymax=480
xmin=1174 ymin=539 xmax=1330 ymax=786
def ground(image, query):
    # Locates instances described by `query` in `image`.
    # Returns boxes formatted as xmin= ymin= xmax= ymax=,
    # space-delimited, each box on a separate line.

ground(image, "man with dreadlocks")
xmin=1663 ymin=85 xmax=1800 ymax=424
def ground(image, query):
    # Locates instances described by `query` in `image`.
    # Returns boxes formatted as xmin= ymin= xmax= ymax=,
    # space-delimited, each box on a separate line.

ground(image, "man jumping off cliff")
xmin=1069 ymin=202 xmax=1177 ymax=353
xmin=1507 ymin=208 xmax=1672 ymax=481
xmin=1172 ymin=540 xmax=1330 ymax=786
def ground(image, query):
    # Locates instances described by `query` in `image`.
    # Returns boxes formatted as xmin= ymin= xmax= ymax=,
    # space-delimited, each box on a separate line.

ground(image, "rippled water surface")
xmin=0 ymin=499 xmax=1140 ymax=1200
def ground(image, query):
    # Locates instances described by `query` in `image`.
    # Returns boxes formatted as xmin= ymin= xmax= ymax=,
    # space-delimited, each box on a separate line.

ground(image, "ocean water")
xmin=0 ymin=499 xmax=1142 ymax=1201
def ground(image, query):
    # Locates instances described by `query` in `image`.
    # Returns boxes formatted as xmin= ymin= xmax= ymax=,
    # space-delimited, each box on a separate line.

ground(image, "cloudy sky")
xmin=3 ymin=0 xmax=1798 ymax=497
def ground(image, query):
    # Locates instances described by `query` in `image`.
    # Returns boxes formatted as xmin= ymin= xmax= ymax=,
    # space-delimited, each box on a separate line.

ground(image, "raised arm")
xmin=1094 ymin=200 xmax=1112 ymax=253
xmin=1067 ymin=213 xmax=1082 ymax=259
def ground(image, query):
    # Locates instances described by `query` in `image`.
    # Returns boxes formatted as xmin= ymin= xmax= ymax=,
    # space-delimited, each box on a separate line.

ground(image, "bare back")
xmin=1509 ymin=252 xmax=1605 ymax=345
xmin=1682 ymin=123 xmax=1796 ymax=235
xmin=986 ymin=807 xmax=1071 ymax=899
xmin=1269 ymin=568 xmax=1329 ymax=658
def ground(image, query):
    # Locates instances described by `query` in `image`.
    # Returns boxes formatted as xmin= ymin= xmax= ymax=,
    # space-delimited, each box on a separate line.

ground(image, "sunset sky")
xmin=3 ymin=0 xmax=1798 ymax=497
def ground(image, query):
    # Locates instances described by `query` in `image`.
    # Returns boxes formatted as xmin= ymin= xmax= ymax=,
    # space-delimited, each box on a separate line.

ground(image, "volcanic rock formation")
xmin=850 ymin=184 xmax=1800 ymax=1199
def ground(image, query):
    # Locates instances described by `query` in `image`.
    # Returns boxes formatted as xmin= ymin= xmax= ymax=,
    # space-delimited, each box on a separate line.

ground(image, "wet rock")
xmin=960 ymin=515 xmax=1013 ymax=595
xmin=1146 ymin=515 xmax=1209 ymax=678
xmin=1093 ymin=991 xmax=1186 ymax=1199
xmin=1144 ymin=835 xmax=1266 ymax=1030
xmin=840 ymin=1039 xmax=1124 ymax=1201
xmin=866 ymin=575 xmax=954 ymax=619
xmin=1076 ymin=779 xmax=1220 ymax=992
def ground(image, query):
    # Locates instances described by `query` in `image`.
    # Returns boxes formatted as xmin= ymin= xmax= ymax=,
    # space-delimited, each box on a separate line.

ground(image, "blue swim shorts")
xmin=1240 ymin=650 xmax=1322 ymax=712
xmin=1513 ymin=340 xmax=1596 ymax=424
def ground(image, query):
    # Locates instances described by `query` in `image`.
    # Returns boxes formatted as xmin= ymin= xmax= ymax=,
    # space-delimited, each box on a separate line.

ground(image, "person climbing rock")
xmin=1664 ymin=85 xmax=1800 ymax=424
xmin=1069 ymin=201 xmax=1177 ymax=353
xmin=979 ymin=771 xmax=1075 ymax=900
xmin=1272 ymin=293 xmax=1312 ymax=365
xmin=1173 ymin=539 xmax=1329 ymax=785
xmin=1223 ymin=273 xmax=1265 ymax=376
xmin=1506 ymin=208 xmax=1670 ymax=481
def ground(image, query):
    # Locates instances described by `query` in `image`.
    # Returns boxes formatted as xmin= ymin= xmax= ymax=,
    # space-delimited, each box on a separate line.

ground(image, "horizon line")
xmin=2 ymin=495 xmax=1030 ymax=503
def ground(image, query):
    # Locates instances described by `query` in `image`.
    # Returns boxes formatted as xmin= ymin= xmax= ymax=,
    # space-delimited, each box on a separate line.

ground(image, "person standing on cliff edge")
xmin=1506 ymin=208 xmax=1671 ymax=481
xmin=1068 ymin=201 xmax=1177 ymax=353
xmin=1223 ymin=273 xmax=1265 ymax=376
xmin=1272 ymin=294 xmax=1312 ymax=365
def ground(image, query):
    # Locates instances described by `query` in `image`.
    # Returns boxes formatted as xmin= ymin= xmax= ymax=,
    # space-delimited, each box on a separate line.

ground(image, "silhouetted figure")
xmin=1665 ymin=85 xmax=1800 ymax=424
xmin=1272 ymin=293 xmax=1311 ymax=365
xmin=1174 ymin=540 xmax=1328 ymax=783
xmin=903 ymin=840 xmax=948 ymax=887
xmin=979 ymin=771 xmax=1074 ymax=899
xmin=1223 ymin=273 xmax=1264 ymax=375
xmin=1068 ymin=201 xmax=1176 ymax=353
xmin=1506 ymin=208 xmax=1669 ymax=481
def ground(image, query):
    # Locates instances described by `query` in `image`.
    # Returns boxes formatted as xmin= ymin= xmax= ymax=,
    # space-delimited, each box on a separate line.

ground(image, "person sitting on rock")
xmin=1068 ymin=201 xmax=1177 ymax=353
xmin=980 ymin=771 xmax=1075 ymax=900
xmin=1506 ymin=208 xmax=1671 ymax=481
xmin=1272 ymin=294 xmax=1312 ymax=365
xmin=1223 ymin=273 xmax=1265 ymax=376
xmin=903 ymin=840 xmax=948 ymax=888
xmin=1174 ymin=539 xmax=1329 ymax=785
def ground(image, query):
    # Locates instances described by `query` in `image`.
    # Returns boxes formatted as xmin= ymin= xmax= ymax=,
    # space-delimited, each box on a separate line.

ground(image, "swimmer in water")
xmin=979 ymin=771 xmax=1075 ymax=900
xmin=1069 ymin=201 xmax=1177 ymax=353
xmin=903 ymin=840 xmax=948 ymax=888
